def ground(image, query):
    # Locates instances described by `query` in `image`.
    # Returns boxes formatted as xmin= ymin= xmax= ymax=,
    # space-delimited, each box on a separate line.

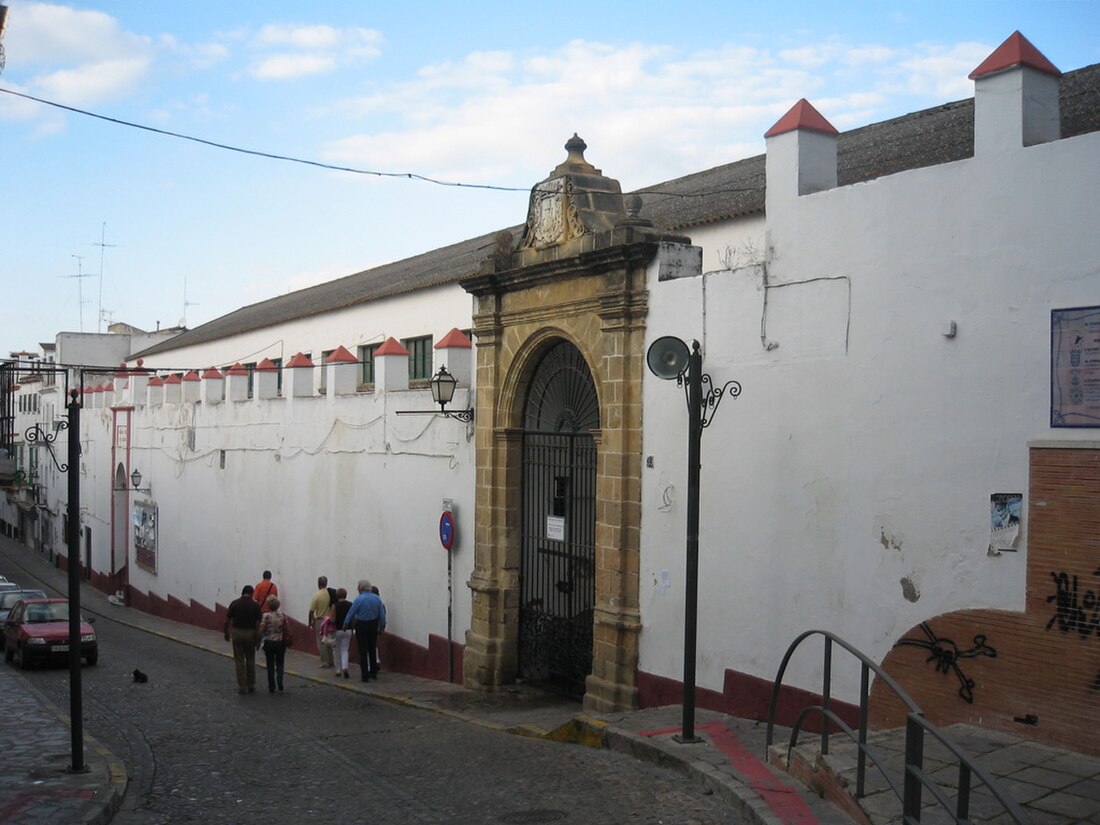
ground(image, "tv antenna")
xmin=182 ymin=277 xmax=199 ymax=327
xmin=89 ymin=222 xmax=119 ymax=333
xmin=63 ymin=255 xmax=95 ymax=332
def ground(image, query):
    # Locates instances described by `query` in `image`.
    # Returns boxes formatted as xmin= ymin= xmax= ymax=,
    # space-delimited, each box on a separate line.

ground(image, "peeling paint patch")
xmin=881 ymin=530 xmax=903 ymax=551
xmin=900 ymin=576 xmax=920 ymax=602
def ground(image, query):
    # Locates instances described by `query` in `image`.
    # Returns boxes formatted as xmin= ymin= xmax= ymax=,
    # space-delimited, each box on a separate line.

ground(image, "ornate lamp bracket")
xmin=24 ymin=420 xmax=69 ymax=473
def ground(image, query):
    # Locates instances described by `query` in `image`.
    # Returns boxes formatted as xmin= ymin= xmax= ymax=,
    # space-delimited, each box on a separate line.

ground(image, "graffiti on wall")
xmin=895 ymin=622 xmax=998 ymax=703
xmin=1045 ymin=567 xmax=1100 ymax=690
xmin=1046 ymin=568 xmax=1100 ymax=637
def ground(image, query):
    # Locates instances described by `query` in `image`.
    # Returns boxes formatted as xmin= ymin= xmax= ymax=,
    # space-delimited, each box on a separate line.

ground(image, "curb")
xmin=7 ymin=667 xmax=128 ymax=825
xmin=562 ymin=715 xmax=794 ymax=825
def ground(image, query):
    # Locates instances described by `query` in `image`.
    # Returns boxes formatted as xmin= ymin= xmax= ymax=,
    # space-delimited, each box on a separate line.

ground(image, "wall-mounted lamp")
xmin=130 ymin=468 xmax=151 ymax=494
xmin=396 ymin=366 xmax=474 ymax=423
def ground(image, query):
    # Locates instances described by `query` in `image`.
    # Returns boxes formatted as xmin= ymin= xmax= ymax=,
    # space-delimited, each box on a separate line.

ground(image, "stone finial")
xmin=522 ymin=134 xmax=626 ymax=250
xmin=553 ymin=133 xmax=600 ymax=177
xmin=617 ymin=193 xmax=653 ymax=228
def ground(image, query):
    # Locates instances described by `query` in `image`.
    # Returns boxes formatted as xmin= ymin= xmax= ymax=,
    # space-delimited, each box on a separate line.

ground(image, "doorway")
xmin=518 ymin=341 xmax=599 ymax=697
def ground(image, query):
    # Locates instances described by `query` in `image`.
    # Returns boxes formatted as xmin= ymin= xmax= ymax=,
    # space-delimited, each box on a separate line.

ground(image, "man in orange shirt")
xmin=253 ymin=570 xmax=278 ymax=613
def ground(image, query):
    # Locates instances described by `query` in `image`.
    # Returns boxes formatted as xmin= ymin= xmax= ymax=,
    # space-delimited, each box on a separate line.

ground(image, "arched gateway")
xmin=459 ymin=136 xmax=694 ymax=712
xmin=519 ymin=340 xmax=599 ymax=696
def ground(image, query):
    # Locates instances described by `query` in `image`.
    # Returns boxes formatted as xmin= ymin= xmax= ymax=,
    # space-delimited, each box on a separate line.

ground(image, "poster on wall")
xmin=1051 ymin=305 xmax=1100 ymax=427
xmin=990 ymin=493 xmax=1022 ymax=552
xmin=133 ymin=500 xmax=158 ymax=573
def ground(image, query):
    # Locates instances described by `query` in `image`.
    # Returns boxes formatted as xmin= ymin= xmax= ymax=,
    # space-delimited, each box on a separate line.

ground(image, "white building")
xmin=18 ymin=32 xmax=1100 ymax=755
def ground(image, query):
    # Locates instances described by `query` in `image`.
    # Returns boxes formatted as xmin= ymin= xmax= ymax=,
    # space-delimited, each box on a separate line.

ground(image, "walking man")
xmin=308 ymin=575 xmax=334 ymax=668
xmin=253 ymin=570 xmax=278 ymax=612
xmin=344 ymin=579 xmax=386 ymax=682
xmin=224 ymin=585 xmax=262 ymax=694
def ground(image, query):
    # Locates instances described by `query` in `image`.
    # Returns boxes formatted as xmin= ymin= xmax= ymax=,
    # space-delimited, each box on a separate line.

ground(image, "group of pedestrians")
xmin=223 ymin=570 xmax=387 ymax=694
xmin=311 ymin=576 xmax=387 ymax=683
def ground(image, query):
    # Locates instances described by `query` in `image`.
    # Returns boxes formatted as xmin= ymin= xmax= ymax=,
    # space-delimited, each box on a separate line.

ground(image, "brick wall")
xmin=871 ymin=446 xmax=1100 ymax=756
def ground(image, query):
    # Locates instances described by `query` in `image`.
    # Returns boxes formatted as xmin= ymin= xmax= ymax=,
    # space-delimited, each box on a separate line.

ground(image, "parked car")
xmin=3 ymin=598 xmax=97 ymax=669
xmin=0 ymin=589 xmax=48 ymax=623
xmin=0 ymin=579 xmax=20 ymax=592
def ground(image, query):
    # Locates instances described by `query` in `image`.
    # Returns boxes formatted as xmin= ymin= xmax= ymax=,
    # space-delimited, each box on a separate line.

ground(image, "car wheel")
xmin=3 ymin=641 xmax=12 ymax=663
xmin=85 ymin=652 xmax=98 ymax=666
xmin=14 ymin=643 xmax=29 ymax=670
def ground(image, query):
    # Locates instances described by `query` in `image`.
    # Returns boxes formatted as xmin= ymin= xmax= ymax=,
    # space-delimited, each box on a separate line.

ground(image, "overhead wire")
xmin=0 ymin=86 xmax=758 ymax=201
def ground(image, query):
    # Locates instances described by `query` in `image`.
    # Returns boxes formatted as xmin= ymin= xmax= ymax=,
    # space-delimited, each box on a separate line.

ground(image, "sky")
xmin=2 ymin=1 xmax=1098 ymax=357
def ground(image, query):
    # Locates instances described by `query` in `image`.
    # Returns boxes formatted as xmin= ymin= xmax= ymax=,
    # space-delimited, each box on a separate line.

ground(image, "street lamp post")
xmin=646 ymin=336 xmax=741 ymax=743
xmin=66 ymin=388 xmax=85 ymax=772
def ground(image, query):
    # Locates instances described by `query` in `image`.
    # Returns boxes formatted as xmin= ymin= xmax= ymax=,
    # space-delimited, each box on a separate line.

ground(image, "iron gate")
xmin=519 ymin=431 xmax=596 ymax=697
xmin=518 ymin=340 xmax=599 ymax=698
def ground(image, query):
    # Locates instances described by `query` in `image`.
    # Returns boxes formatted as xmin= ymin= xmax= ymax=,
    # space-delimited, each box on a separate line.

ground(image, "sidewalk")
xmin=4 ymin=540 xmax=1097 ymax=825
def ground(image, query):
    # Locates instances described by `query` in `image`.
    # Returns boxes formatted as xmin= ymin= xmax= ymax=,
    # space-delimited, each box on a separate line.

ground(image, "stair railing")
xmin=765 ymin=629 xmax=1030 ymax=824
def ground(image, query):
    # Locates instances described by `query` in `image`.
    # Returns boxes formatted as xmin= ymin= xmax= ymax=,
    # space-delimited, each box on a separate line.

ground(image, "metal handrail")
xmin=765 ymin=629 xmax=1031 ymax=824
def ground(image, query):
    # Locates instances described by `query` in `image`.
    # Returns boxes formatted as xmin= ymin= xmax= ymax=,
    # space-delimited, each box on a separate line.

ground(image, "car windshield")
xmin=0 ymin=591 xmax=47 ymax=609
xmin=24 ymin=603 xmax=70 ymax=623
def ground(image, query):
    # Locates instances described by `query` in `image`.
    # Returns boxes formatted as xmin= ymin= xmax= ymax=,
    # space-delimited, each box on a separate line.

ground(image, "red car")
xmin=3 ymin=597 xmax=98 ymax=669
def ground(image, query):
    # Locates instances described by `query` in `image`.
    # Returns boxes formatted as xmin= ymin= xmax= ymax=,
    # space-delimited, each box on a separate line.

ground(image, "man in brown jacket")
xmin=224 ymin=585 xmax=262 ymax=694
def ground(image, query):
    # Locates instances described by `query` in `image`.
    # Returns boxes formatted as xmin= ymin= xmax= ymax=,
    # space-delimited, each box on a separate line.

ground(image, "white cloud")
xmin=5 ymin=2 xmax=152 ymax=65
xmin=34 ymin=57 xmax=150 ymax=104
xmin=845 ymin=45 xmax=896 ymax=66
xmin=251 ymin=53 xmax=336 ymax=81
xmin=255 ymin=24 xmax=341 ymax=49
xmin=160 ymin=33 xmax=230 ymax=70
xmin=247 ymin=23 xmax=382 ymax=80
xmin=898 ymin=43 xmax=991 ymax=99
xmin=319 ymin=34 xmax=996 ymax=195
xmin=3 ymin=3 xmax=153 ymax=107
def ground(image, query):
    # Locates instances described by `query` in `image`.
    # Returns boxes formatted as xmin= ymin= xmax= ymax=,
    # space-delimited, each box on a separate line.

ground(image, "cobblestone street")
xmin=4 ymin=551 xmax=744 ymax=824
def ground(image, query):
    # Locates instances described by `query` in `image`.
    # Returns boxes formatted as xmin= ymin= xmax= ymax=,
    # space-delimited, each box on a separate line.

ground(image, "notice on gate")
xmin=546 ymin=516 xmax=565 ymax=541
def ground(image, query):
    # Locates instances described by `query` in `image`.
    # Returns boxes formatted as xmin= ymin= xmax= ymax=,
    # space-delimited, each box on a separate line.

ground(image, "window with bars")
xmin=358 ymin=344 xmax=379 ymax=386
xmin=271 ymin=357 xmax=283 ymax=394
xmin=319 ymin=350 xmax=334 ymax=391
xmin=403 ymin=335 xmax=433 ymax=382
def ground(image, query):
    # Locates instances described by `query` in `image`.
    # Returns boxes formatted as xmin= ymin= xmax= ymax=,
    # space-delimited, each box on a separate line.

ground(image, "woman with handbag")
xmin=258 ymin=595 xmax=292 ymax=692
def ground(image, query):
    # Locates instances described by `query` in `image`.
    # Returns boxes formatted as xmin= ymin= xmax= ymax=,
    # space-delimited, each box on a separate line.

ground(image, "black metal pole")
xmin=66 ymin=388 xmax=85 ymax=772
xmin=677 ymin=340 xmax=703 ymax=743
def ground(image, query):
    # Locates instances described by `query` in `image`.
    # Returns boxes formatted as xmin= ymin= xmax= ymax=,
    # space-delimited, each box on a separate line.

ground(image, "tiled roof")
xmin=134 ymin=63 xmax=1100 ymax=358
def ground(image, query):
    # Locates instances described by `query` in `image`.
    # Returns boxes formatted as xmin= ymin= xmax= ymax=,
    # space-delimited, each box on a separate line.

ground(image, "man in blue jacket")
xmin=343 ymin=579 xmax=386 ymax=682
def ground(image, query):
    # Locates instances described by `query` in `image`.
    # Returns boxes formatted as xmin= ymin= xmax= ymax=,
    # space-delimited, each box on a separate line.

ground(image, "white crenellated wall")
xmin=74 ymin=283 xmax=478 ymax=661
xmin=639 ymin=63 xmax=1100 ymax=701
